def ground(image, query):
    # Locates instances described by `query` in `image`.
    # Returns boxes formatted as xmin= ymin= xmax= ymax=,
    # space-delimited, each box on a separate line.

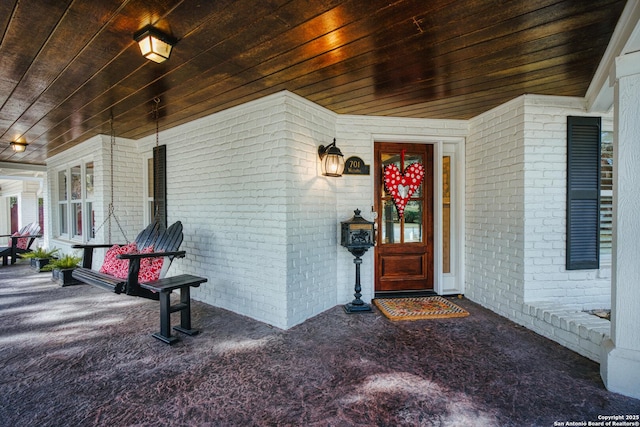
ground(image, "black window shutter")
xmin=153 ymin=144 xmax=167 ymax=228
xmin=566 ymin=116 xmax=601 ymax=270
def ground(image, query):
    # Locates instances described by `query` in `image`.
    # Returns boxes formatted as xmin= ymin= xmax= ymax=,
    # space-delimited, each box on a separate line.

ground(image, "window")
xmin=58 ymin=170 xmax=68 ymax=235
xmin=86 ymin=162 xmax=95 ymax=239
xmin=71 ymin=165 xmax=82 ymax=238
xmin=56 ymin=162 xmax=94 ymax=241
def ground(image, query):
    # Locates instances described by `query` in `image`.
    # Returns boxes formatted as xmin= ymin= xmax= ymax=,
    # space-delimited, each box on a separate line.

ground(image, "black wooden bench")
xmin=72 ymin=221 xmax=185 ymax=300
xmin=140 ymin=274 xmax=208 ymax=344
xmin=0 ymin=223 xmax=42 ymax=266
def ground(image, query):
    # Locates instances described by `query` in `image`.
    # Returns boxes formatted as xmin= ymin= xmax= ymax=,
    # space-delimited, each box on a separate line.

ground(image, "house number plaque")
xmin=343 ymin=156 xmax=370 ymax=175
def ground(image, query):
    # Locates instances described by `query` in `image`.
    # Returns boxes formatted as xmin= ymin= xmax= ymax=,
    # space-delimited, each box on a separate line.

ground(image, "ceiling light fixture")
xmin=133 ymin=25 xmax=177 ymax=63
xmin=10 ymin=141 xmax=28 ymax=153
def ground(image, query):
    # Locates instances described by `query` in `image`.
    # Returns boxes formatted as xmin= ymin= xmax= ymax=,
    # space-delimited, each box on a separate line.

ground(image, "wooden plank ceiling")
xmin=0 ymin=0 xmax=627 ymax=165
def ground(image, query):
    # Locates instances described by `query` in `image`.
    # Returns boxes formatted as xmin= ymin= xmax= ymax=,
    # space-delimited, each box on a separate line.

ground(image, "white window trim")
xmin=54 ymin=159 xmax=95 ymax=243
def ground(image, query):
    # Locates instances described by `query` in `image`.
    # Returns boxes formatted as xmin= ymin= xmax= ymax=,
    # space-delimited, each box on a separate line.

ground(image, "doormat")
xmin=373 ymin=296 xmax=469 ymax=321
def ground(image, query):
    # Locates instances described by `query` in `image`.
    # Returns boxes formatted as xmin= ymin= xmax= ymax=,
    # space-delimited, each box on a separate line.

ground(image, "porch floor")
xmin=1 ymin=263 xmax=638 ymax=426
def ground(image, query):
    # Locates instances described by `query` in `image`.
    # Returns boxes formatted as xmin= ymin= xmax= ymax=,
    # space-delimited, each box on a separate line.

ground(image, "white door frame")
xmin=371 ymin=134 xmax=465 ymax=295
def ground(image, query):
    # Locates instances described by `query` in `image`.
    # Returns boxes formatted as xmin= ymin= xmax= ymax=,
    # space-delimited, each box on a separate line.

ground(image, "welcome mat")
xmin=373 ymin=296 xmax=469 ymax=321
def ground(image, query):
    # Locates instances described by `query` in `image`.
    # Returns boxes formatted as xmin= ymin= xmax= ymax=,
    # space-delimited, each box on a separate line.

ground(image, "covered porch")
xmin=1 ymin=0 xmax=640 ymax=402
xmin=1 ymin=263 xmax=638 ymax=425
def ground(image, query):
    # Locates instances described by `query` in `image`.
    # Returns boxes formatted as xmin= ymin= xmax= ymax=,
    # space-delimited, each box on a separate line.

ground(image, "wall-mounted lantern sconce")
xmin=318 ymin=138 xmax=345 ymax=177
xmin=133 ymin=25 xmax=177 ymax=63
xmin=10 ymin=141 xmax=28 ymax=153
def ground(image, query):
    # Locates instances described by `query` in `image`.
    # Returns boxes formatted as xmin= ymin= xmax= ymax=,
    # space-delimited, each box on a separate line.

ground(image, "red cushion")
xmin=99 ymin=244 xmax=120 ymax=273
xmin=8 ymin=232 xmax=29 ymax=249
xmin=8 ymin=232 xmax=19 ymax=247
xmin=138 ymin=245 xmax=164 ymax=282
xmin=99 ymin=242 xmax=138 ymax=279
xmin=16 ymin=232 xmax=30 ymax=250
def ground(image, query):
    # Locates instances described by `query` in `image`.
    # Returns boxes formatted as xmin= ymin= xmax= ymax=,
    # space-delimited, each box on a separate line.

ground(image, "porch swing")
xmin=72 ymin=100 xmax=186 ymax=299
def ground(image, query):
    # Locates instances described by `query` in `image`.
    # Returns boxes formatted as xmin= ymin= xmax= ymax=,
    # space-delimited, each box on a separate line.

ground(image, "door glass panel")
xmin=404 ymin=200 xmax=422 ymax=242
xmin=404 ymin=154 xmax=423 ymax=197
xmin=380 ymin=150 xmax=424 ymax=244
xmin=443 ymin=156 xmax=451 ymax=273
xmin=381 ymin=153 xmax=399 ymax=194
xmin=381 ymin=200 xmax=400 ymax=244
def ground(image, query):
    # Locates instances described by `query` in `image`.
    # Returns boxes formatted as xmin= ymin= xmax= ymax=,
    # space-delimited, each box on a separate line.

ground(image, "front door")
xmin=374 ymin=142 xmax=434 ymax=293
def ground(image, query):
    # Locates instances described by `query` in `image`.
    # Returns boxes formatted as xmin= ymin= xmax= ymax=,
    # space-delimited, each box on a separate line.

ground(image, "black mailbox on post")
xmin=340 ymin=209 xmax=375 ymax=313
xmin=341 ymin=209 xmax=375 ymax=253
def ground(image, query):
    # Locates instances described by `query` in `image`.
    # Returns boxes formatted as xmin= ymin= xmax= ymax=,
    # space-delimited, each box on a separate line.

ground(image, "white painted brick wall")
xmin=467 ymin=94 xmax=613 ymax=361
xmin=131 ymin=91 xmax=469 ymax=328
xmin=47 ymin=134 xmax=144 ymax=262
xmin=149 ymin=95 xmax=291 ymax=328
xmin=44 ymin=91 xmax=613 ymax=350
xmin=107 ymin=136 xmax=145 ymax=242
xmin=466 ymin=96 xmax=527 ymax=316
xmin=47 ymin=136 xmax=105 ymax=255
xmin=467 ymin=95 xmax=612 ymax=313
xmin=282 ymin=95 xmax=339 ymax=326
xmin=134 ymin=92 xmax=340 ymax=329
xmin=522 ymin=95 xmax=612 ymax=310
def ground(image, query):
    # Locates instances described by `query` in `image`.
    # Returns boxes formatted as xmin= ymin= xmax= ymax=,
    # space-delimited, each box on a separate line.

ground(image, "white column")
xmin=0 ymin=197 xmax=9 ymax=235
xmin=601 ymin=50 xmax=640 ymax=399
xmin=18 ymin=191 xmax=38 ymax=227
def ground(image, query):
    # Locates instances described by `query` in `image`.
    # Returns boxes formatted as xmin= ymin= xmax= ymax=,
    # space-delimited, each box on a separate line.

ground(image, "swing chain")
xmin=92 ymin=114 xmax=129 ymax=244
xmin=152 ymin=97 xmax=160 ymax=148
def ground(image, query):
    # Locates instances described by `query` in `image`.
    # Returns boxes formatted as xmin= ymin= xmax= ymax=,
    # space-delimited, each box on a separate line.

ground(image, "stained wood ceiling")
xmin=0 ymin=0 xmax=627 ymax=165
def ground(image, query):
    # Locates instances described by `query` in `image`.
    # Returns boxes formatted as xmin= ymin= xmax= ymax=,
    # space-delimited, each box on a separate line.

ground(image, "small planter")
xmin=20 ymin=248 xmax=59 ymax=270
xmin=52 ymin=268 xmax=81 ymax=287
xmin=30 ymin=258 xmax=52 ymax=272
xmin=46 ymin=253 xmax=82 ymax=286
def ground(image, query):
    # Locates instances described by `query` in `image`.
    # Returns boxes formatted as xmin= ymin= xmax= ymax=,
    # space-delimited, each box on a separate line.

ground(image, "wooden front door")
xmin=375 ymin=142 xmax=434 ymax=293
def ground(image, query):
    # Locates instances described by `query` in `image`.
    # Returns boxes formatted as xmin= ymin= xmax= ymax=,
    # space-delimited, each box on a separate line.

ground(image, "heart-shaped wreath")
xmin=384 ymin=162 xmax=425 ymax=217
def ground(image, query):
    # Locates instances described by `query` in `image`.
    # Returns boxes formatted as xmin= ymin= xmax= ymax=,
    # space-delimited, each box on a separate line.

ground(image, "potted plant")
xmin=19 ymin=247 xmax=60 ymax=272
xmin=42 ymin=253 xmax=82 ymax=287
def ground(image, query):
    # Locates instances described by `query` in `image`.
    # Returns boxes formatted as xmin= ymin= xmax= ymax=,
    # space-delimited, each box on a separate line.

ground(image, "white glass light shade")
xmin=134 ymin=26 xmax=176 ymax=63
xmin=318 ymin=139 xmax=345 ymax=177
xmin=322 ymin=152 xmax=345 ymax=177
xmin=10 ymin=141 xmax=28 ymax=152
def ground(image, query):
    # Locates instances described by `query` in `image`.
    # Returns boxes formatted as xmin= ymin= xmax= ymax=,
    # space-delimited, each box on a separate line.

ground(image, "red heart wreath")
xmin=384 ymin=162 xmax=425 ymax=217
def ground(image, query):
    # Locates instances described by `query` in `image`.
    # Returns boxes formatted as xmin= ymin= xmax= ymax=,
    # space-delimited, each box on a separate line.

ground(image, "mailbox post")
xmin=341 ymin=209 xmax=375 ymax=313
